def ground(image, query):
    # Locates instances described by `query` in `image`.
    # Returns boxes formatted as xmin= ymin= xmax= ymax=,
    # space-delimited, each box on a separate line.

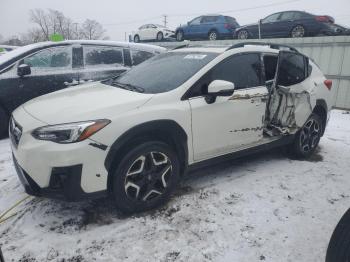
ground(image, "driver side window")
xmin=190 ymin=17 xmax=202 ymax=25
xmin=263 ymin=13 xmax=281 ymax=23
xmin=23 ymin=46 xmax=72 ymax=70
xmin=188 ymin=53 xmax=263 ymax=97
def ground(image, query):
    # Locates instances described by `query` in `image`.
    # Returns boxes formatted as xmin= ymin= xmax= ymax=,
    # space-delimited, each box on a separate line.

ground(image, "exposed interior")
xmin=262 ymin=52 xmax=313 ymax=137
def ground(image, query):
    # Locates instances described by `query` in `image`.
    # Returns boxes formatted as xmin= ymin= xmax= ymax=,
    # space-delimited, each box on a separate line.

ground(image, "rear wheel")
xmin=290 ymin=113 xmax=322 ymax=158
xmin=291 ymin=25 xmax=306 ymax=38
xmin=326 ymin=209 xmax=350 ymax=262
xmin=134 ymin=35 xmax=140 ymax=43
xmin=157 ymin=32 xmax=164 ymax=41
xmin=111 ymin=141 xmax=180 ymax=213
xmin=0 ymin=107 xmax=9 ymax=139
xmin=237 ymin=30 xmax=249 ymax=39
xmin=176 ymin=31 xmax=184 ymax=41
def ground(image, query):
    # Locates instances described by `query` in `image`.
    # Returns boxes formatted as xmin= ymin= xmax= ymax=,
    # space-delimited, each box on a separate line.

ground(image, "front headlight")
xmin=32 ymin=119 xmax=111 ymax=144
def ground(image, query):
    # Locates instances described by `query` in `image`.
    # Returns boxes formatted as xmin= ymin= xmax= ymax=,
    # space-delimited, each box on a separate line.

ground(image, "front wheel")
xmin=134 ymin=35 xmax=140 ymax=43
xmin=289 ymin=113 xmax=323 ymax=158
xmin=156 ymin=32 xmax=164 ymax=41
xmin=237 ymin=30 xmax=249 ymax=39
xmin=111 ymin=141 xmax=180 ymax=213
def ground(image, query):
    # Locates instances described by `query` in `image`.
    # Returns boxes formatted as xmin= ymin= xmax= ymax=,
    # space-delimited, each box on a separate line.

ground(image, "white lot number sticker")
xmin=184 ymin=54 xmax=207 ymax=60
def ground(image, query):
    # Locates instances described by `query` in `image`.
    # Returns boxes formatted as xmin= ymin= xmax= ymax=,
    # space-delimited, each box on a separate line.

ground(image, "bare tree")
xmin=79 ymin=19 xmax=105 ymax=40
xmin=29 ymin=9 xmax=50 ymax=41
xmin=26 ymin=8 xmax=108 ymax=43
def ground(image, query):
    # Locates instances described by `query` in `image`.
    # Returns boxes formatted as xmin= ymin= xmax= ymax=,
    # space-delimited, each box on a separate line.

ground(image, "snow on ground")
xmin=0 ymin=110 xmax=349 ymax=262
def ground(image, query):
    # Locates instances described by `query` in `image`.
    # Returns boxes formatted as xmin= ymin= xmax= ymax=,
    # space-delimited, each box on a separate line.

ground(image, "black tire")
xmin=156 ymin=32 xmax=164 ymax=41
xmin=176 ymin=31 xmax=184 ymax=41
xmin=111 ymin=141 xmax=180 ymax=213
xmin=237 ymin=30 xmax=249 ymax=39
xmin=208 ymin=30 xmax=219 ymax=41
xmin=0 ymin=107 xmax=9 ymax=139
xmin=290 ymin=25 xmax=306 ymax=38
xmin=289 ymin=113 xmax=323 ymax=158
xmin=326 ymin=209 xmax=350 ymax=262
xmin=134 ymin=35 xmax=140 ymax=43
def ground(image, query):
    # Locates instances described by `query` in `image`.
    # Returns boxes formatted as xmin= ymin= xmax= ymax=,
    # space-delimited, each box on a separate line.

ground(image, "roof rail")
xmin=226 ymin=42 xmax=299 ymax=53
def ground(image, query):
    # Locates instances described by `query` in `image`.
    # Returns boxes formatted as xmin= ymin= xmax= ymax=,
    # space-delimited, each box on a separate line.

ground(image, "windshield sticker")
xmin=184 ymin=54 xmax=207 ymax=60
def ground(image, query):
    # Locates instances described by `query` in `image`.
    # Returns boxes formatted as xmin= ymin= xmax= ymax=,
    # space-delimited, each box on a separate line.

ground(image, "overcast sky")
xmin=1 ymin=0 xmax=350 ymax=41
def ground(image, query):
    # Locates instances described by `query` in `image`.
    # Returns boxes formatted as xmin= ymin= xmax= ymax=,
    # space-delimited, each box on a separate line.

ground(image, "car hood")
xmin=22 ymin=82 xmax=154 ymax=125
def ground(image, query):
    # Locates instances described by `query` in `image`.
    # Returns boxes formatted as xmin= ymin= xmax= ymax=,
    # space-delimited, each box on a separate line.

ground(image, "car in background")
xmin=175 ymin=14 xmax=239 ymax=41
xmin=133 ymin=24 xmax=175 ymax=43
xmin=0 ymin=45 xmax=18 ymax=56
xmin=0 ymin=40 xmax=165 ymax=137
xmin=235 ymin=11 xmax=341 ymax=39
xmin=326 ymin=208 xmax=350 ymax=262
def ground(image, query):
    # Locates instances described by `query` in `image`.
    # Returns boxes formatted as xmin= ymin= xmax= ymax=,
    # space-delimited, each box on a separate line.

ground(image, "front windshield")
xmin=110 ymin=52 xmax=218 ymax=94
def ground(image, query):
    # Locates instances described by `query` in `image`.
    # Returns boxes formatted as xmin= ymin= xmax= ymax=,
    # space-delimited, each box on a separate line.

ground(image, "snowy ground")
xmin=0 ymin=110 xmax=349 ymax=262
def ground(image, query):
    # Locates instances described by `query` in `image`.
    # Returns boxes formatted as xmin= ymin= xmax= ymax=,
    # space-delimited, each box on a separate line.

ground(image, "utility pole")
xmin=163 ymin=15 xmax=168 ymax=28
xmin=73 ymin=23 xmax=79 ymax=39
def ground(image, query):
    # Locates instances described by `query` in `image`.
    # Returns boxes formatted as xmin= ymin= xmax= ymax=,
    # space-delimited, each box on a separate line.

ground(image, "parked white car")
xmin=11 ymin=42 xmax=333 ymax=213
xmin=133 ymin=24 xmax=175 ymax=42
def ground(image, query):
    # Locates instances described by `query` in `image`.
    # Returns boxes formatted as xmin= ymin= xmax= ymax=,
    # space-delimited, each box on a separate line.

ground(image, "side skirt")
xmin=187 ymin=135 xmax=295 ymax=172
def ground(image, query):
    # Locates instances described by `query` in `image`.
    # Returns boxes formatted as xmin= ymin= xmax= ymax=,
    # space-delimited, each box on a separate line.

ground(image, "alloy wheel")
xmin=238 ymin=30 xmax=248 ymax=39
xmin=176 ymin=31 xmax=183 ymax=41
xmin=291 ymin=25 xmax=305 ymax=38
xmin=124 ymin=151 xmax=173 ymax=202
xmin=209 ymin=31 xmax=217 ymax=40
xmin=299 ymin=118 xmax=321 ymax=153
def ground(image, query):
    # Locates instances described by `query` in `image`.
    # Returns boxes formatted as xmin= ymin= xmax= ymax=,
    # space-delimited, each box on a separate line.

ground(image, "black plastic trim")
xmin=13 ymin=155 xmax=107 ymax=202
xmin=104 ymin=120 xmax=188 ymax=172
xmin=188 ymin=135 xmax=294 ymax=171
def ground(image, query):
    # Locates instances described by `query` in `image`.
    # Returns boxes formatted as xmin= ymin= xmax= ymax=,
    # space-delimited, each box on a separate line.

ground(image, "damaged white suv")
xmin=10 ymin=42 xmax=333 ymax=213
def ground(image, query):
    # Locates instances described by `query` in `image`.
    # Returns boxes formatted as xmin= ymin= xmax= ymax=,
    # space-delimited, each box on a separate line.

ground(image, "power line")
xmin=101 ymin=0 xmax=302 ymax=27
xmin=168 ymin=0 xmax=302 ymax=17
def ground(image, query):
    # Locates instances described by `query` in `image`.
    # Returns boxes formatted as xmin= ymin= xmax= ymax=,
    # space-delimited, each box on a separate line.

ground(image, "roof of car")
xmin=171 ymin=45 xmax=280 ymax=54
xmin=0 ymin=40 xmax=166 ymax=66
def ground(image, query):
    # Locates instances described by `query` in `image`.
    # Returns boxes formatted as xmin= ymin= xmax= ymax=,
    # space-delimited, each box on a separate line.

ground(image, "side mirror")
xmin=205 ymin=80 xmax=235 ymax=104
xmin=17 ymin=64 xmax=31 ymax=77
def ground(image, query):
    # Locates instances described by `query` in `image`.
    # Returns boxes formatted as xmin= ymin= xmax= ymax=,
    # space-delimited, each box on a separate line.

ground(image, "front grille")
xmin=9 ymin=116 xmax=22 ymax=147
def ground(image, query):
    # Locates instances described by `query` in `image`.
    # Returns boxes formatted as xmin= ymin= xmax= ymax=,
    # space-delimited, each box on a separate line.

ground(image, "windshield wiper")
xmin=111 ymin=81 xmax=145 ymax=93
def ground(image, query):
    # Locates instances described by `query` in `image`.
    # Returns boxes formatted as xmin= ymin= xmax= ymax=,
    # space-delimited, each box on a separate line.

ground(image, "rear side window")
xmin=277 ymin=52 xmax=307 ymax=86
xmin=84 ymin=46 xmax=124 ymax=68
xmin=131 ymin=50 xmax=154 ymax=66
xmin=210 ymin=53 xmax=263 ymax=90
xmin=201 ymin=16 xmax=219 ymax=23
xmin=224 ymin=16 xmax=239 ymax=26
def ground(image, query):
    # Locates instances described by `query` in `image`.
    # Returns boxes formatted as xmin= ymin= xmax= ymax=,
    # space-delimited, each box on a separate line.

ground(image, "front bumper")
xmin=10 ymin=107 xmax=109 ymax=201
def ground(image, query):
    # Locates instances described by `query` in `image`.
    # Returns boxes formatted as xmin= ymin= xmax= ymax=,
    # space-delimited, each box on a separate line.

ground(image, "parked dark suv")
xmin=175 ymin=15 xmax=239 ymax=41
xmin=0 ymin=40 xmax=165 ymax=137
xmin=235 ymin=11 xmax=341 ymax=39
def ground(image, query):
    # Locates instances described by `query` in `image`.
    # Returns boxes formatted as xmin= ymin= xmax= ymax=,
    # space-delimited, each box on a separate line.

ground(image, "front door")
xmin=188 ymin=53 xmax=268 ymax=161
xmin=0 ymin=45 xmax=77 ymax=113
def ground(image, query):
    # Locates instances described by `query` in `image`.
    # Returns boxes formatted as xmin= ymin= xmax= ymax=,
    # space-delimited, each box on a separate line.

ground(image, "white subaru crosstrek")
xmin=10 ymin=42 xmax=333 ymax=213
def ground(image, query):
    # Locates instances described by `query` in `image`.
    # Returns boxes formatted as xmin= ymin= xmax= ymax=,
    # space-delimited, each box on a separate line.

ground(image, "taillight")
xmin=315 ymin=15 xmax=334 ymax=23
xmin=324 ymin=79 xmax=332 ymax=90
